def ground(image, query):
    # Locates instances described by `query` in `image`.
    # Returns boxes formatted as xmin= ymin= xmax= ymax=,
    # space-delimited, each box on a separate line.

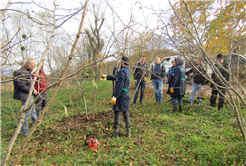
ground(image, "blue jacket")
xmin=167 ymin=65 xmax=186 ymax=98
xmin=107 ymin=66 xmax=130 ymax=111
xmin=150 ymin=63 xmax=166 ymax=80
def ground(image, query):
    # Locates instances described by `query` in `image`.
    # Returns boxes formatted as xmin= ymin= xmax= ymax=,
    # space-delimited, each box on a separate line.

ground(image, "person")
xmin=167 ymin=56 xmax=186 ymax=113
xmin=13 ymin=58 xmax=38 ymax=136
xmin=32 ymin=63 xmax=48 ymax=118
xmin=186 ymin=58 xmax=207 ymax=104
xmin=101 ymin=56 xmax=131 ymax=138
xmin=133 ymin=55 xmax=148 ymax=106
xmin=20 ymin=60 xmax=25 ymax=67
xmin=150 ymin=57 xmax=166 ymax=103
xmin=210 ymin=53 xmax=229 ymax=110
xmin=166 ymin=57 xmax=176 ymax=83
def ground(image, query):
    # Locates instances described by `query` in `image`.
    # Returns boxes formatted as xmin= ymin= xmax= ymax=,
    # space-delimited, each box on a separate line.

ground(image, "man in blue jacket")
xmin=150 ymin=57 xmax=166 ymax=103
xmin=101 ymin=56 xmax=131 ymax=138
xmin=167 ymin=56 xmax=186 ymax=113
xmin=13 ymin=58 xmax=38 ymax=136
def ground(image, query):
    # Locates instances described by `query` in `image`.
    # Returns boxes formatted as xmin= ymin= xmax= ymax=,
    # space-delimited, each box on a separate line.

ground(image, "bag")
xmin=197 ymin=88 xmax=206 ymax=99
xmin=85 ymin=134 xmax=99 ymax=151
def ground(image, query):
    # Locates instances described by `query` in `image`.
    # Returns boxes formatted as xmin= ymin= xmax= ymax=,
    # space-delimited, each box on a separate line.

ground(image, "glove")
xmin=111 ymin=96 xmax=117 ymax=105
xmin=100 ymin=74 xmax=107 ymax=79
xmin=170 ymin=88 xmax=174 ymax=93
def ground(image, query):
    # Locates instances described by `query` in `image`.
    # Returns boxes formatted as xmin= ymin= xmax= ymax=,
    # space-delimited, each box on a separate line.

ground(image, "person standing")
xmin=210 ymin=53 xmax=229 ymax=110
xmin=133 ymin=55 xmax=148 ymax=106
xmin=20 ymin=60 xmax=25 ymax=67
xmin=186 ymin=58 xmax=207 ymax=104
xmin=167 ymin=56 xmax=186 ymax=113
xmin=150 ymin=57 xmax=166 ymax=103
xmin=13 ymin=58 xmax=38 ymax=136
xmin=32 ymin=63 xmax=48 ymax=118
xmin=101 ymin=56 xmax=131 ymax=138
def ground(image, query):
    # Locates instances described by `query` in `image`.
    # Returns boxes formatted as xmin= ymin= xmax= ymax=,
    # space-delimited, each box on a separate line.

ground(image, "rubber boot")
xmin=179 ymin=102 xmax=183 ymax=113
xmin=170 ymin=103 xmax=178 ymax=113
xmin=114 ymin=127 xmax=119 ymax=139
xmin=126 ymin=126 xmax=131 ymax=138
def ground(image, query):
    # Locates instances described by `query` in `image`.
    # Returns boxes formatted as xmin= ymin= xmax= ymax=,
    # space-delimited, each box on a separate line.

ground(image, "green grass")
xmin=1 ymin=80 xmax=246 ymax=165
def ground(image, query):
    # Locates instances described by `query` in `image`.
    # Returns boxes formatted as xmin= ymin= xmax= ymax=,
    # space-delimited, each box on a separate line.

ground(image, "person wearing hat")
xmin=100 ymin=56 xmax=131 ymax=138
xmin=167 ymin=56 xmax=186 ymax=113
xmin=210 ymin=53 xmax=229 ymax=110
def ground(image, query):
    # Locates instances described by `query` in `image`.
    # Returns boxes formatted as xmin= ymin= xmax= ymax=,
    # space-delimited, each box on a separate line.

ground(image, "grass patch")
xmin=1 ymin=80 xmax=246 ymax=165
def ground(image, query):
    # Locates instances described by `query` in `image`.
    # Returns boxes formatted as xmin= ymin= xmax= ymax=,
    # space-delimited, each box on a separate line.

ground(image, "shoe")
xmin=140 ymin=102 xmax=143 ymax=105
xmin=179 ymin=102 xmax=183 ymax=113
xmin=21 ymin=132 xmax=28 ymax=136
xmin=170 ymin=103 xmax=178 ymax=113
xmin=114 ymin=127 xmax=119 ymax=139
xmin=133 ymin=103 xmax=136 ymax=106
xmin=126 ymin=126 xmax=131 ymax=138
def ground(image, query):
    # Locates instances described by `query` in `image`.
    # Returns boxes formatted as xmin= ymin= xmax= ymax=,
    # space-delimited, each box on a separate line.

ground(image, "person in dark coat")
xmin=133 ymin=55 xmax=148 ymax=106
xmin=210 ymin=53 xmax=229 ymax=110
xmin=150 ymin=57 xmax=166 ymax=103
xmin=13 ymin=58 xmax=38 ymax=136
xmin=167 ymin=56 xmax=186 ymax=113
xmin=186 ymin=58 xmax=207 ymax=104
xmin=101 ymin=56 xmax=131 ymax=138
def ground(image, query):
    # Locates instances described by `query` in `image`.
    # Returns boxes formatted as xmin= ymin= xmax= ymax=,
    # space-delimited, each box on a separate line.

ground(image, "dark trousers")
xmin=114 ymin=111 xmax=131 ymax=128
xmin=34 ymin=93 xmax=47 ymax=118
xmin=210 ymin=88 xmax=226 ymax=110
xmin=134 ymin=79 xmax=146 ymax=103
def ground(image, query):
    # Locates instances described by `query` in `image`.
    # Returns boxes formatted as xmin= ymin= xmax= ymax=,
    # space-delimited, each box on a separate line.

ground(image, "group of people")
xmin=14 ymin=54 xmax=229 ymax=138
xmin=13 ymin=58 xmax=48 ymax=136
xmin=100 ymin=54 xmax=230 ymax=138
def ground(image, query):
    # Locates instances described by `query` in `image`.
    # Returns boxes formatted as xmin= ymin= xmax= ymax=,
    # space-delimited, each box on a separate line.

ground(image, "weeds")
xmin=1 ymin=80 xmax=246 ymax=165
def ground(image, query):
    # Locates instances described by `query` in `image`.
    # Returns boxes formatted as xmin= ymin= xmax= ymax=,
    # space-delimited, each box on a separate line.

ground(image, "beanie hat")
xmin=216 ymin=54 xmax=223 ymax=59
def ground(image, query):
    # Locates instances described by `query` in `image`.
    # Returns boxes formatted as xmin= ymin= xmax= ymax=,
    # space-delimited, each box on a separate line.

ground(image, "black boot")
xmin=114 ymin=126 xmax=119 ymax=139
xmin=170 ymin=103 xmax=178 ymax=113
xmin=126 ymin=126 xmax=131 ymax=138
xmin=179 ymin=102 xmax=183 ymax=113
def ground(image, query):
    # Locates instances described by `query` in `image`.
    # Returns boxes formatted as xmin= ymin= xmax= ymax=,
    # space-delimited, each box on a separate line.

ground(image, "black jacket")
xmin=133 ymin=62 xmax=148 ymax=80
xmin=186 ymin=65 xmax=207 ymax=85
xmin=13 ymin=66 xmax=33 ymax=101
xmin=211 ymin=62 xmax=229 ymax=87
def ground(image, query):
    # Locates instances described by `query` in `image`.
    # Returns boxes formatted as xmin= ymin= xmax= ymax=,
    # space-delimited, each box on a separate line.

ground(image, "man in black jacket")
xmin=210 ymin=54 xmax=229 ymax=110
xmin=186 ymin=58 xmax=207 ymax=104
xmin=133 ymin=56 xmax=148 ymax=106
xmin=13 ymin=58 xmax=38 ymax=136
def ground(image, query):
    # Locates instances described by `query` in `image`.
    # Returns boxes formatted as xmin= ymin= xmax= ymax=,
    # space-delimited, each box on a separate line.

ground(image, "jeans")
xmin=34 ymin=93 xmax=47 ymax=118
xmin=152 ymin=79 xmax=163 ymax=102
xmin=134 ymin=79 xmax=146 ymax=103
xmin=20 ymin=96 xmax=37 ymax=135
xmin=114 ymin=111 xmax=131 ymax=128
xmin=189 ymin=83 xmax=203 ymax=104
xmin=171 ymin=97 xmax=183 ymax=103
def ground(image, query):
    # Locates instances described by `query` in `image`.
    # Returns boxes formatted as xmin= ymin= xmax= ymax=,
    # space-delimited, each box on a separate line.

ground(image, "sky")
xmin=1 ymin=0 xmax=172 ymax=35
xmin=1 ymin=0 xmax=174 ymax=72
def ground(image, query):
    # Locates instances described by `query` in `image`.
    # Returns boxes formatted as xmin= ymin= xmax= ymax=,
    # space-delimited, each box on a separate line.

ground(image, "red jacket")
xmin=33 ymin=71 xmax=48 ymax=93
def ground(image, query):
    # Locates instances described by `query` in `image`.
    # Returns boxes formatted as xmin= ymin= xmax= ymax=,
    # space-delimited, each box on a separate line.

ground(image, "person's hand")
xmin=143 ymin=77 xmax=146 ymax=82
xmin=100 ymin=74 xmax=107 ymax=79
xmin=161 ymin=78 xmax=164 ymax=81
xmin=170 ymin=88 xmax=174 ymax=93
xmin=111 ymin=96 xmax=117 ymax=105
xmin=134 ymin=80 xmax=137 ymax=83
xmin=34 ymin=89 xmax=38 ymax=95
